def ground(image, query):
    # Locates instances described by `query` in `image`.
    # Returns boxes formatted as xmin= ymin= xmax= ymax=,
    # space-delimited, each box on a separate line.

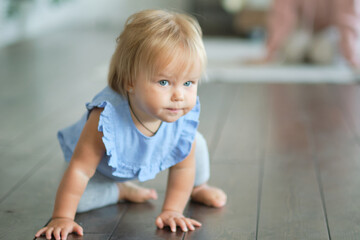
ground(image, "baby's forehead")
xmin=155 ymin=60 xmax=202 ymax=79
xmin=154 ymin=54 xmax=203 ymax=78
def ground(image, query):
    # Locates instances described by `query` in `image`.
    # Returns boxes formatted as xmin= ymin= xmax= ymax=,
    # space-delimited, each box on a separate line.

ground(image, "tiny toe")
xmin=150 ymin=189 xmax=158 ymax=199
xmin=213 ymin=200 xmax=226 ymax=208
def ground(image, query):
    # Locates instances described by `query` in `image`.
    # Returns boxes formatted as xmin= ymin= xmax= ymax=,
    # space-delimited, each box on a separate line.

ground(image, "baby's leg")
xmin=191 ymin=132 xmax=227 ymax=208
xmin=77 ymin=172 xmax=119 ymax=213
xmin=77 ymin=172 xmax=157 ymax=213
xmin=117 ymin=181 xmax=158 ymax=203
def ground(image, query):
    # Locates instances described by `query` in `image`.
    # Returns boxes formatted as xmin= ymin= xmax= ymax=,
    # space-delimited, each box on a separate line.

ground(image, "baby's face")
xmin=129 ymin=58 xmax=202 ymax=123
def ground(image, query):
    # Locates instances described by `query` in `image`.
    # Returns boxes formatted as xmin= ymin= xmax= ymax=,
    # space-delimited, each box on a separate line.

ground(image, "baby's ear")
xmin=125 ymin=82 xmax=134 ymax=94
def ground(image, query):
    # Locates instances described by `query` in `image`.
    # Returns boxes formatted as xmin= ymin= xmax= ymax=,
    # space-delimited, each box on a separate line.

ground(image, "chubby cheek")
xmin=188 ymin=91 xmax=197 ymax=109
xmin=146 ymin=97 xmax=163 ymax=114
xmin=182 ymin=96 xmax=197 ymax=116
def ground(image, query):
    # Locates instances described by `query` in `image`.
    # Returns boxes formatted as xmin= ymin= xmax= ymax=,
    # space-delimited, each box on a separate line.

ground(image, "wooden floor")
xmin=1 ymin=27 xmax=360 ymax=240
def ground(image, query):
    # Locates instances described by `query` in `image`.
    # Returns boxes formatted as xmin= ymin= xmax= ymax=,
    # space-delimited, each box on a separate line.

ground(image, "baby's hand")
xmin=35 ymin=217 xmax=83 ymax=240
xmin=155 ymin=210 xmax=202 ymax=232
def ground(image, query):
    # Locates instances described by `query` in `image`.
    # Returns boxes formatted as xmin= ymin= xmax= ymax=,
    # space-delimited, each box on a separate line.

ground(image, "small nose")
xmin=171 ymin=88 xmax=184 ymax=101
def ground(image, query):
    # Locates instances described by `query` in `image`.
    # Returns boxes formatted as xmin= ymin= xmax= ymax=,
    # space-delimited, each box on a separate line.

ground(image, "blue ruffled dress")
xmin=57 ymin=86 xmax=200 ymax=182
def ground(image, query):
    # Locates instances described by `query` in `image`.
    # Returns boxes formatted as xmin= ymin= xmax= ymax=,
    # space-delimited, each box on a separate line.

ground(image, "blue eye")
xmin=184 ymin=81 xmax=192 ymax=87
xmin=159 ymin=80 xmax=169 ymax=86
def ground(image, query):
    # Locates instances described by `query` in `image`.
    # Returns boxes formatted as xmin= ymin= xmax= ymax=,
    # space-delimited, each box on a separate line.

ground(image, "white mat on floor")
xmin=204 ymin=38 xmax=357 ymax=83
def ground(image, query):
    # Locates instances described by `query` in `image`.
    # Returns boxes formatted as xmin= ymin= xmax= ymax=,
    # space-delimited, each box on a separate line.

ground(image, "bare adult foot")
xmin=191 ymin=184 xmax=227 ymax=208
xmin=117 ymin=182 xmax=158 ymax=203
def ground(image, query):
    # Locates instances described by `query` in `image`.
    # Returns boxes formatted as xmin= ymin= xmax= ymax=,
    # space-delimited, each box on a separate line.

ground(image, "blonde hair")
xmin=108 ymin=9 xmax=207 ymax=96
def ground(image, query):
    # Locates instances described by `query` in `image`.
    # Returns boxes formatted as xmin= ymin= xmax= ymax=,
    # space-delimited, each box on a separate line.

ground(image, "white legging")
xmin=77 ymin=132 xmax=210 ymax=213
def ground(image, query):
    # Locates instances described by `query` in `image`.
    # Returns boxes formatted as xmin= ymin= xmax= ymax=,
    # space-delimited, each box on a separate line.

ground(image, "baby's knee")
xmin=194 ymin=131 xmax=210 ymax=186
xmin=77 ymin=173 xmax=119 ymax=213
xmin=195 ymin=132 xmax=208 ymax=152
xmin=77 ymin=199 xmax=94 ymax=213
xmin=195 ymin=131 xmax=209 ymax=164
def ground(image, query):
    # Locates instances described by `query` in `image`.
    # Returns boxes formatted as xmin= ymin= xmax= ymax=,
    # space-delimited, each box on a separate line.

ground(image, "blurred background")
xmin=2 ymin=2 xmax=360 ymax=239
xmin=1 ymin=0 xmax=267 ymax=46
xmin=0 ymin=0 xmax=358 ymax=83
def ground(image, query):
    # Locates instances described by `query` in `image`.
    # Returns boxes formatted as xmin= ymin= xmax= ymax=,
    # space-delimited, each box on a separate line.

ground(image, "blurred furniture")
xmin=192 ymin=0 xmax=235 ymax=36
xmin=192 ymin=0 xmax=267 ymax=37
xmin=233 ymin=8 xmax=267 ymax=36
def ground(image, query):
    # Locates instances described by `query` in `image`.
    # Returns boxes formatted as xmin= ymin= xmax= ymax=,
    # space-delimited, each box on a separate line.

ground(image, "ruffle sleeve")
xmin=86 ymin=100 xmax=115 ymax=167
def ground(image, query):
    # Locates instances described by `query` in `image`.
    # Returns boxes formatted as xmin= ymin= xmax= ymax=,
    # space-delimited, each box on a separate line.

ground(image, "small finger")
xmin=53 ymin=227 xmax=61 ymax=240
xmin=61 ymin=228 xmax=70 ymax=240
xmin=150 ymin=189 xmax=158 ymax=200
xmin=73 ymin=224 xmax=84 ymax=236
xmin=35 ymin=227 xmax=47 ymax=237
xmin=155 ymin=217 xmax=164 ymax=229
xmin=174 ymin=218 xmax=188 ymax=232
xmin=189 ymin=218 xmax=202 ymax=227
xmin=168 ymin=219 xmax=177 ymax=232
xmin=184 ymin=218 xmax=195 ymax=231
xmin=45 ymin=227 xmax=54 ymax=239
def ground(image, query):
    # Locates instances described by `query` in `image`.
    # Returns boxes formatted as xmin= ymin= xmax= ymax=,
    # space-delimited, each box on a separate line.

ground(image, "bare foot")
xmin=191 ymin=184 xmax=227 ymax=208
xmin=117 ymin=182 xmax=158 ymax=203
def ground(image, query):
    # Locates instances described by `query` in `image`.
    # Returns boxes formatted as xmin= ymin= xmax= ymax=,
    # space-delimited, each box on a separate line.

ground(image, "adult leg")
xmin=308 ymin=29 xmax=336 ymax=65
xmin=282 ymin=27 xmax=312 ymax=64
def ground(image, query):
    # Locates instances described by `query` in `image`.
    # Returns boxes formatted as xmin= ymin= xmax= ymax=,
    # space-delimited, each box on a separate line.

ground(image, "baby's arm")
xmin=155 ymin=140 xmax=202 ymax=232
xmin=35 ymin=108 xmax=105 ymax=240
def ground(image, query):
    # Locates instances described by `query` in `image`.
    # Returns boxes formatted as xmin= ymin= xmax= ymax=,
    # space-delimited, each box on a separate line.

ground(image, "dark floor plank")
xmin=186 ymin=162 xmax=259 ymax=239
xmin=330 ymin=84 xmax=360 ymax=140
xmin=0 ymin=152 xmax=66 ymax=239
xmin=0 ymin=150 xmax=127 ymax=240
xmin=75 ymin=204 xmax=127 ymax=235
xmin=111 ymin=194 xmax=185 ymax=240
xmin=0 ymin=27 xmax=114 ymax=144
xmin=186 ymin=83 xmax=267 ymax=239
xmin=66 ymin=234 xmax=111 ymax=240
xmin=197 ymin=82 xmax=237 ymax=156
xmin=0 ymin=145 xmax=55 ymax=201
xmin=304 ymin=84 xmax=360 ymax=239
xmin=257 ymin=84 xmax=329 ymax=240
xmin=0 ymin=27 xmax=113 ymax=210
xmin=212 ymin=84 xmax=268 ymax=163
xmin=36 ymin=233 xmax=110 ymax=240
xmin=185 ymin=83 xmax=266 ymax=239
xmin=0 ymin=87 xmax=101 ymax=202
